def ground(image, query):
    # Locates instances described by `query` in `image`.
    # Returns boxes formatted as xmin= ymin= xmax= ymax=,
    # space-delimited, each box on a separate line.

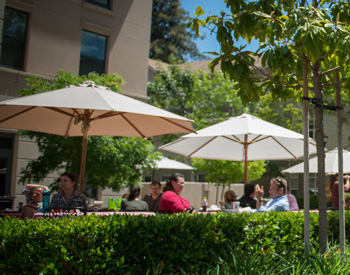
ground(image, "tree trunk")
xmin=313 ymin=61 xmax=328 ymax=253
xmin=302 ymin=54 xmax=310 ymax=254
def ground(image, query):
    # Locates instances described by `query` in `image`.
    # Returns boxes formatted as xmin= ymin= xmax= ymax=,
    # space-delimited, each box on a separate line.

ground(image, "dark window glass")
xmin=0 ymin=7 xmax=28 ymax=70
xmin=85 ymin=0 xmax=110 ymax=9
xmin=79 ymin=30 xmax=107 ymax=76
xmin=0 ymin=133 xmax=14 ymax=196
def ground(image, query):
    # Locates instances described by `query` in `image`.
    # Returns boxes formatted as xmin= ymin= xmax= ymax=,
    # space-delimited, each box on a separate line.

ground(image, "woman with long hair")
xmin=50 ymin=172 xmax=87 ymax=209
xmin=121 ymin=185 xmax=148 ymax=211
xmin=159 ymin=173 xmax=192 ymax=213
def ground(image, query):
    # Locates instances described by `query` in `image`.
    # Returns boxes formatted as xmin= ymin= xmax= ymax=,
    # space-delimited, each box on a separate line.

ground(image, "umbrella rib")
xmin=188 ymin=136 xmax=218 ymax=158
xmin=120 ymin=113 xmax=147 ymax=138
xmin=271 ymin=136 xmax=297 ymax=158
xmin=160 ymin=117 xmax=196 ymax=133
xmin=0 ymin=106 xmax=37 ymax=123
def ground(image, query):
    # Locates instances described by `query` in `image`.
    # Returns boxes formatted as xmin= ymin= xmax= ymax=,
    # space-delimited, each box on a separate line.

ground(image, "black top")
xmin=143 ymin=193 xmax=162 ymax=212
xmin=239 ymin=195 xmax=257 ymax=209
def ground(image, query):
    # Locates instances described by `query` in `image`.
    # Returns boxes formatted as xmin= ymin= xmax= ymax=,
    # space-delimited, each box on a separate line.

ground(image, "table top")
xmin=0 ymin=210 xmax=156 ymax=219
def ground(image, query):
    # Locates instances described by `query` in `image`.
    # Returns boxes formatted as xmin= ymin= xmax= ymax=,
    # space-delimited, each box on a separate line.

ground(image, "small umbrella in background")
xmin=150 ymin=156 xmax=196 ymax=181
xmin=160 ymin=113 xmax=317 ymax=185
xmin=0 ymin=81 xmax=195 ymax=192
xmin=282 ymin=148 xmax=350 ymax=175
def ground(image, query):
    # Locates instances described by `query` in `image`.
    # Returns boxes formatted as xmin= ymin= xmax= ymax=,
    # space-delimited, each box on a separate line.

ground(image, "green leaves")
xmin=1 ymin=212 xmax=349 ymax=273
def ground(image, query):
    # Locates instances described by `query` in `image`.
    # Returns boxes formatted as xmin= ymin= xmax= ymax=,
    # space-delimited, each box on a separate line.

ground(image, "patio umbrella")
xmin=282 ymin=148 xmax=350 ymax=175
xmin=0 ymin=81 xmax=195 ymax=192
xmin=159 ymin=113 xmax=317 ymax=185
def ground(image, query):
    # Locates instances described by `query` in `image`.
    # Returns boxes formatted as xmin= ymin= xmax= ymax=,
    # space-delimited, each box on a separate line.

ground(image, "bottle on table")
xmin=42 ymin=190 xmax=51 ymax=209
xmin=18 ymin=202 xmax=23 ymax=213
xmin=201 ymin=197 xmax=208 ymax=212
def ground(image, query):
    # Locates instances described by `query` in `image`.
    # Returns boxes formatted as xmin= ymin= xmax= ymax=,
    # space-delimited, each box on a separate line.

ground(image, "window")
xmin=79 ymin=30 xmax=107 ymax=76
xmin=85 ymin=0 xmax=110 ymax=10
xmin=0 ymin=7 xmax=29 ymax=70
xmin=0 ymin=133 xmax=14 ymax=196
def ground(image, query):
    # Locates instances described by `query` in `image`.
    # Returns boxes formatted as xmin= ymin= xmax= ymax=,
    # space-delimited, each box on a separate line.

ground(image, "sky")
xmin=180 ymin=0 xmax=259 ymax=61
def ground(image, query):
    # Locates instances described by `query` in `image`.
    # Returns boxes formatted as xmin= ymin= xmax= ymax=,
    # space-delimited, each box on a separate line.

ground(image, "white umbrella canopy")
xmin=153 ymin=156 xmax=196 ymax=170
xmin=0 ymin=81 xmax=195 ymax=192
xmin=160 ymin=113 xmax=317 ymax=184
xmin=282 ymin=148 xmax=350 ymax=175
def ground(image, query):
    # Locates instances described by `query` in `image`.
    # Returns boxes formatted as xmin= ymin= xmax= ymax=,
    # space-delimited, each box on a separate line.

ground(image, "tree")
xmin=148 ymin=63 xmax=303 ymax=185
xmin=150 ymin=0 xmax=206 ymax=62
xmin=17 ymin=70 xmax=160 ymax=192
xmin=188 ymin=0 xmax=350 ymax=253
xmin=193 ymin=159 xmax=265 ymax=203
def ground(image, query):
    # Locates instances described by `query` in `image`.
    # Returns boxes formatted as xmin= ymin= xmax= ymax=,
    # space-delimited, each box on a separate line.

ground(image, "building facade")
xmin=0 ymin=0 xmax=153 ymax=204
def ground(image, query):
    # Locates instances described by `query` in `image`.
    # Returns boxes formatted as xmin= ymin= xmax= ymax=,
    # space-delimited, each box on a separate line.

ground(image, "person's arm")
xmin=166 ymin=192 xmax=189 ymax=213
xmin=26 ymin=184 xmax=50 ymax=191
xmin=255 ymin=185 xmax=264 ymax=210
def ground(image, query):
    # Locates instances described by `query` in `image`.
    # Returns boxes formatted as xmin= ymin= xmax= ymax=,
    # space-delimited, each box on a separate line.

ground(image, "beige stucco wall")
xmin=4 ymin=0 xmax=152 ymax=99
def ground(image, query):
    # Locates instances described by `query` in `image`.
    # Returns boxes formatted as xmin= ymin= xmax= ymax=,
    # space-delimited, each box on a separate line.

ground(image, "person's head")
xmin=164 ymin=173 xmax=185 ymax=194
xmin=224 ymin=190 xmax=237 ymax=203
xmin=150 ymin=180 xmax=161 ymax=197
xmin=244 ymin=183 xmax=256 ymax=198
xmin=32 ymin=187 xmax=44 ymax=203
xmin=59 ymin=172 xmax=77 ymax=193
xmin=128 ymin=185 xmax=141 ymax=201
xmin=269 ymin=177 xmax=287 ymax=199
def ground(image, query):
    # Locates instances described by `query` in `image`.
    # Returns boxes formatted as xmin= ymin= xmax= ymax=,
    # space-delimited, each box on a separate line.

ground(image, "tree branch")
xmin=321 ymin=66 xmax=340 ymax=76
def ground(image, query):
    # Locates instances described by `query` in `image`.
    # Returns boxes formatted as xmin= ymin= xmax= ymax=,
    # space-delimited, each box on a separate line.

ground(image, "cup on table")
xmin=87 ymin=199 xmax=94 ymax=211
xmin=232 ymin=202 xmax=240 ymax=212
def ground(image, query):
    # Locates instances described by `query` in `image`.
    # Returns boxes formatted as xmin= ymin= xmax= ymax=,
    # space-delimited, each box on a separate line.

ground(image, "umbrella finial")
xmin=83 ymin=81 xmax=95 ymax=87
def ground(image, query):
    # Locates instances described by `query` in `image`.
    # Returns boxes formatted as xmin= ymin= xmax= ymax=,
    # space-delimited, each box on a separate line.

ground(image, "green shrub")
xmin=0 ymin=211 xmax=348 ymax=274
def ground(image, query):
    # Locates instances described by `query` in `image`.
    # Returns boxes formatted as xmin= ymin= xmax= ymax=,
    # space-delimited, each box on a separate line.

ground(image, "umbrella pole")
xmin=79 ymin=132 xmax=88 ymax=193
xmin=243 ymin=135 xmax=248 ymax=185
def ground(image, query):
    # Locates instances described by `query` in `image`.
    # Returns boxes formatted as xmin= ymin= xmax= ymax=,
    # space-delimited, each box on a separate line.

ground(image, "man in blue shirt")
xmin=254 ymin=177 xmax=289 ymax=212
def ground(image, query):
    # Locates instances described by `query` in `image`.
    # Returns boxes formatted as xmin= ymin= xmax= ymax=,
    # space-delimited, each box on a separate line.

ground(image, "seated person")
xmin=23 ymin=185 xmax=48 ymax=219
xmin=121 ymin=185 xmax=148 ymax=211
xmin=50 ymin=172 xmax=87 ymax=209
xmin=286 ymin=186 xmax=299 ymax=211
xmin=254 ymin=177 xmax=289 ymax=212
xmin=221 ymin=190 xmax=237 ymax=210
xmin=143 ymin=180 xmax=162 ymax=212
xmin=239 ymin=183 xmax=257 ymax=209
xmin=159 ymin=173 xmax=192 ymax=214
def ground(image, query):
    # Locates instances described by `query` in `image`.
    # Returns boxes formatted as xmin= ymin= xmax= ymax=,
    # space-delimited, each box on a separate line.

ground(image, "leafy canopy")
xmin=17 ymin=70 xmax=160 ymax=192
xmin=150 ymin=0 xmax=206 ymax=62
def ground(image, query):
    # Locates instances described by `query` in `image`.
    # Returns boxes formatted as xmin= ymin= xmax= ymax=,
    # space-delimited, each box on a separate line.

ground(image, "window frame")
xmin=84 ymin=0 xmax=111 ymax=10
xmin=0 ymin=6 xmax=29 ymax=71
xmin=79 ymin=29 xmax=108 ymax=76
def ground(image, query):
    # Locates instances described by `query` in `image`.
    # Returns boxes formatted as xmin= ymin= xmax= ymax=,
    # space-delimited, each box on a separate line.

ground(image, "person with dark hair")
xmin=239 ymin=183 xmax=257 ymax=209
xmin=121 ymin=185 xmax=148 ymax=211
xmin=50 ymin=172 xmax=87 ymax=209
xmin=286 ymin=186 xmax=299 ymax=211
xmin=143 ymin=180 xmax=162 ymax=212
xmin=331 ymin=174 xmax=349 ymax=209
xmin=159 ymin=173 xmax=191 ymax=213
xmin=254 ymin=177 xmax=289 ymax=212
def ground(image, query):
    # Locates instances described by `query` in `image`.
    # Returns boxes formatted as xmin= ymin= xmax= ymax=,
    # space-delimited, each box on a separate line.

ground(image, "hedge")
xmin=0 ymin=211 xmax=349 ymax=274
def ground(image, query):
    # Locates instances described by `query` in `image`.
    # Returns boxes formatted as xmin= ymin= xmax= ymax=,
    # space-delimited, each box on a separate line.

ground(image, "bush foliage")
xmin=0 ymin=211 xmax=349 ymax=274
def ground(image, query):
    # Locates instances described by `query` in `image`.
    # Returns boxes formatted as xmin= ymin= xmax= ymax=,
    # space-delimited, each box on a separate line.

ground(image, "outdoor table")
xmin=32 ymin=211 xmax=156 ymax=219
